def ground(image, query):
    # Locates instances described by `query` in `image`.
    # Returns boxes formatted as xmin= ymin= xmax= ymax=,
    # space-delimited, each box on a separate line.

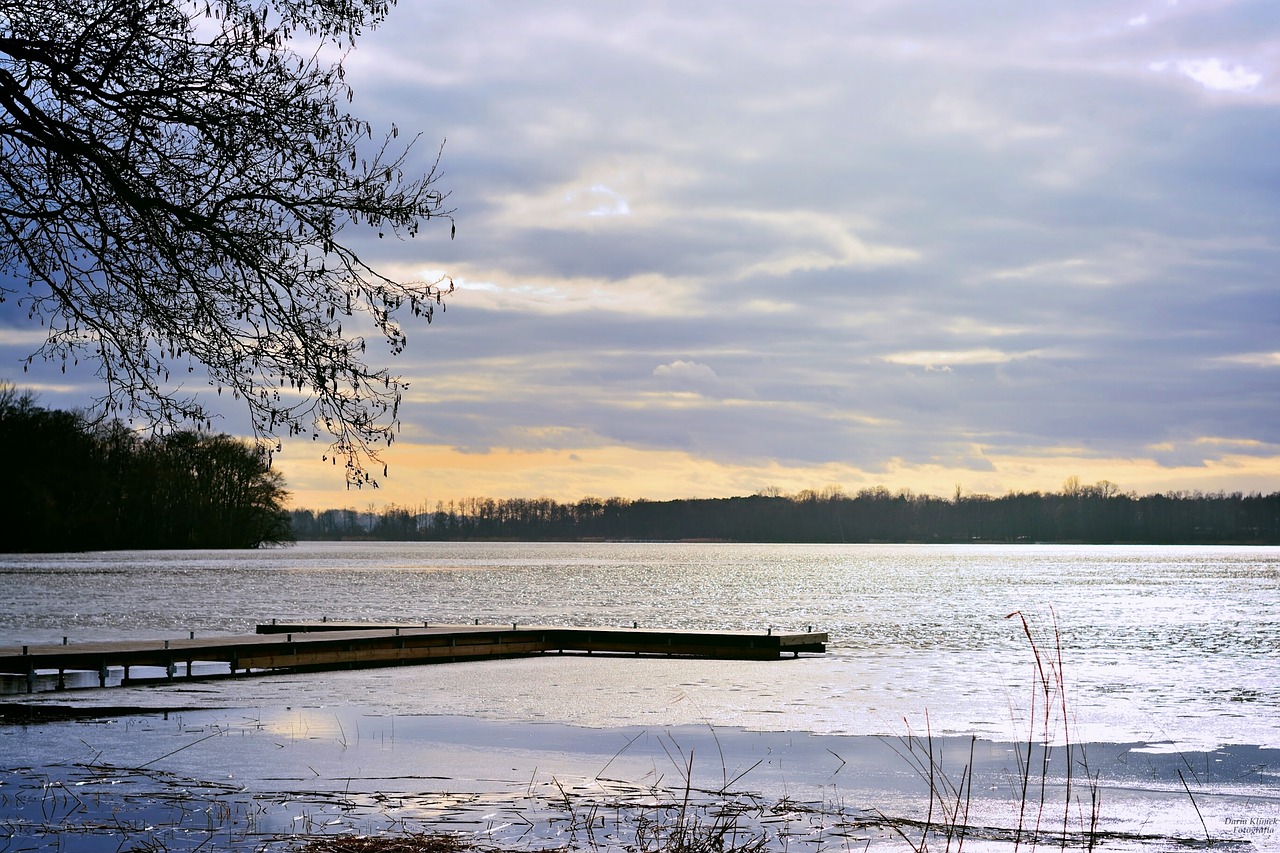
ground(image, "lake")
xmin=1 ymin=542 xmax=1278 ymax=850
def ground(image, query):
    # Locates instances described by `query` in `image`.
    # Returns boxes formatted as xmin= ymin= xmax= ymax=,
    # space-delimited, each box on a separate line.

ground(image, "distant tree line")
xmin=1 ymin=387 xmax=292 ymax=551
xmin=292 ymin=479 xmax=1280 ymax=544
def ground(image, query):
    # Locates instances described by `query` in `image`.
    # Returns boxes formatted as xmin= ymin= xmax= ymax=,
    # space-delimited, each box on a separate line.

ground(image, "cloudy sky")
xmin=7 ymin=0 xmax=1280 ymax=508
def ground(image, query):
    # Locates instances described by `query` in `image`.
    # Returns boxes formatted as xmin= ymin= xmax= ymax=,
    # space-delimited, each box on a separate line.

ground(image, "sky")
xmin=4 ymin=0 xmax=1280 ymax=509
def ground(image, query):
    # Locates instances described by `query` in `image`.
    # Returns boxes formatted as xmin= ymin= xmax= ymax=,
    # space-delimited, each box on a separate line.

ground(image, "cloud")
xmin=1215 ymin=352 xmax=1280 ymax=368
xmin=293 ymin=2 xmax=1280 ymax=500
xmin=10 ymin=1 xmax=1280 ymax=506
xmin=580 ymin=184 xmax=631 ymax=217
xmin=652 ymin=359 xmax=720 ymax=392
xmin=0 ymin=326 xmax=52 ymax=347
xmin=881 ymin=349 xmax=1026 ymax=369
xmin=1153 ymin=58 xmax=1264 ymax=93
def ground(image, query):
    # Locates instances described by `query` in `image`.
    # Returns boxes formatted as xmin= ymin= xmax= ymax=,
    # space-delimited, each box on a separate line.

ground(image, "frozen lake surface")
xmin=2 ymin=542 xmax=1278 ymax=849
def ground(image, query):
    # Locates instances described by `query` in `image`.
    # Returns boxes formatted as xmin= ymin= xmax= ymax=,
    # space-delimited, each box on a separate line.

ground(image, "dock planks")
xmin=0 ymin=623 xmax=828 ymax=693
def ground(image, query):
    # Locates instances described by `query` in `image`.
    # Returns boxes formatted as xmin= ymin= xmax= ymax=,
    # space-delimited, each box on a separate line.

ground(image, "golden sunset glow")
xmin=6 ymin=2 xmax=1277 ymax=516
xmin=278 ymin=438 xmax=1280 ymax=510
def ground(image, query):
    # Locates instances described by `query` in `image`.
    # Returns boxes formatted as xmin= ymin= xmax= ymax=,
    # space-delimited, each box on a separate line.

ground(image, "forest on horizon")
xmin=291 ymin=482 xmax=1280 ymax=545
xmin=5 ymin=392 xmax=1276 ymax=550
xmin=1 ymin=390 xmax=293 ymax=551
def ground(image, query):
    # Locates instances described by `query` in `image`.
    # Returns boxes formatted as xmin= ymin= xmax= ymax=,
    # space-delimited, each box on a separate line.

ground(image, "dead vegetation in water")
xmin=0 ymin=702 xmax=203 ymax=724
xmin=295 ymin=834 xmax=476 ymax=853
xmin=872 ymin=609 xmax=1105 ymax=853
xmin=2 ymin=616 xmax=1238 ymax=852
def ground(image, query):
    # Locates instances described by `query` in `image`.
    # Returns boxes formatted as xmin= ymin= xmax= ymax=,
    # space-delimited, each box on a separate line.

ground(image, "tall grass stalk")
xmin=1004 ymin=609 xmax=1101 ymax=853
xmin=876 ymin=611 xmax=1102 ymax=853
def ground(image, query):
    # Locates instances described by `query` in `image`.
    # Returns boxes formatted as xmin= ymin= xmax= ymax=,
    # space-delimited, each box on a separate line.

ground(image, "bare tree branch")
xmin=0 ymin=0 xmax=453 ymax=486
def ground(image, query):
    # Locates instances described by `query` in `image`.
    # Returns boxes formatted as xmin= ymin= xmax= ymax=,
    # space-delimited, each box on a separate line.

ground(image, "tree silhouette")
xmin=0 ymin=385 xmax=292 ymax=550
xmin=290 ymin=485 xmax=1280 ymax=545
xmin=0 ymin=0 xmax=452 ymax=484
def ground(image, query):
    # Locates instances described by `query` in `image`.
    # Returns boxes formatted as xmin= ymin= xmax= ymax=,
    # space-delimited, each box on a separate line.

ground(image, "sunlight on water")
xmin=2 ymin=542 xmax=1278 ymax=750
xmin=2 ymin=543 xmax=1279 ymax=851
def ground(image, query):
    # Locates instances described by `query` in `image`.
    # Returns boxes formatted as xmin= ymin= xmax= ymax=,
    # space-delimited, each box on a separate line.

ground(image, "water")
xmin=4 ymin=542 xmax=1278 ymax=748
xmin=2 ymin=542 xmax=1278 ymax=850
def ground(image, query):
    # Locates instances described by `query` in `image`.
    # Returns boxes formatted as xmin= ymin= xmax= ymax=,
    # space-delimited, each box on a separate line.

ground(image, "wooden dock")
xmin=0 ymin=623 xmax=827 ymax=693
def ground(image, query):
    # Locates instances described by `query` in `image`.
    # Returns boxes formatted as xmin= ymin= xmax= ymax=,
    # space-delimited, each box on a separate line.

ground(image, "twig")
xmin=138 ymin=728 xmax=226 ymax=769
xmin=596 ymin=729 xmax=647 ymax=781
xmin=1176 ymin=769 xmax=1210 ymax=842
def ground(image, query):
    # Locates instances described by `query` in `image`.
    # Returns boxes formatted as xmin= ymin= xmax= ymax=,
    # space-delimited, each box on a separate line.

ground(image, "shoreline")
xmin=3 ymin=702 xmax=1279 ymax=851
xmin=2 ymin=542 xmax=1276 ymax=849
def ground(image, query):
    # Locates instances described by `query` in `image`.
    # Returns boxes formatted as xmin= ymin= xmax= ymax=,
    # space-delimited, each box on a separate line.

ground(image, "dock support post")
xmin=99 ymin=663 xmax=108 ymax=687
xmin=26 ymin=668 xmax=35 ymax=694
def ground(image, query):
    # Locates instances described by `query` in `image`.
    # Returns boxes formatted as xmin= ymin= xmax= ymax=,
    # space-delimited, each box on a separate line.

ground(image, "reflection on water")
xmin=2 ymin=542 xmax=1277 ymax=750
xmin=1 ymin=543 xmax=1279 ymax=850
xmin=3 ymin=709 xmax=1278 ymax=852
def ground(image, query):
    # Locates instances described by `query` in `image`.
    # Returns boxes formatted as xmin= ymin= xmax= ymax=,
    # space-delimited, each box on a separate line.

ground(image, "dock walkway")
xmin=0 ymin=623 xmax=828 ymax=693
